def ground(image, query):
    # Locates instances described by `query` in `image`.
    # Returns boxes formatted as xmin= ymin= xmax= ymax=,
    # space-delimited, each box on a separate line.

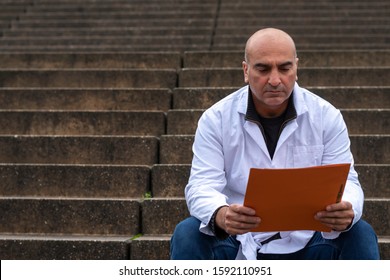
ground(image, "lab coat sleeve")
xmin=320 ymin=107 xmax=364 ymax=239
xmin=185 ymin=108 xmax=229 ymax=234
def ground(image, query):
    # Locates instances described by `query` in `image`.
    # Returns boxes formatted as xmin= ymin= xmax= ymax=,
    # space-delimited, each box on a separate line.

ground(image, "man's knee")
xmin=348 ymin=219 xmax=378 ymax=240
xmin=170 ymin=217 xmax=210 ymax=259
xmin=172 ymin=217 xmax=202 ymax=243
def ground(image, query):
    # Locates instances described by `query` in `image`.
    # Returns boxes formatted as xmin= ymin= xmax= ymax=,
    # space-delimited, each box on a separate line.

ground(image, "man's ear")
xmin=295 ymin=57 xmax=299 ymax=81
xmin=242 ymin=61 xmax=249 ymax=83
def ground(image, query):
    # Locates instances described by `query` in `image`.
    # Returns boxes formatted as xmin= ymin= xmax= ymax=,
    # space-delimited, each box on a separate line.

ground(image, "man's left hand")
xmin=315 ymin=201 xmax=354 ymax=231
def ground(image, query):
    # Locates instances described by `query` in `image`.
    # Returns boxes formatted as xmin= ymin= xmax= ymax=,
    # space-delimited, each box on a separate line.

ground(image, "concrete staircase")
xmin=0 ymin=0 xmax=389 ymax=259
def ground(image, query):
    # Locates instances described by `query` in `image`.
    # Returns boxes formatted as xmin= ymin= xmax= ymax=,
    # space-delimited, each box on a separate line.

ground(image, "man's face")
xmin=243 ymin=40 xmax=298 ymax=117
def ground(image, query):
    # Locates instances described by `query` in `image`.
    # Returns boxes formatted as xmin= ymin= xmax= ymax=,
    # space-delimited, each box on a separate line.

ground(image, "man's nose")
xmin=268 ymin=70 xmax=281 ymax=86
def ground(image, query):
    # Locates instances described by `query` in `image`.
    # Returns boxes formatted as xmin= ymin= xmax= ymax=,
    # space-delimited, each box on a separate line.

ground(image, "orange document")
xmin=243 ymin=163 xmax=350 ymax=232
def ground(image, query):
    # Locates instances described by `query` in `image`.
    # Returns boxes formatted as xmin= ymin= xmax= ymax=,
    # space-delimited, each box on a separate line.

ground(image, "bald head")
xmin=244 ymin=28 xmax=297 ymax=63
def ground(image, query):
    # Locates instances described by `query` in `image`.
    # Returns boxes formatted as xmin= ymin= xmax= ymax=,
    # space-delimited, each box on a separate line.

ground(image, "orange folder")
xmin=243 ymin=163 xmax=350 ymax=232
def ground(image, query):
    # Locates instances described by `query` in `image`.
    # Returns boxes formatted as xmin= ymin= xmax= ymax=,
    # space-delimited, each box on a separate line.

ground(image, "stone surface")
xmin=141 ymin=198 xmax=189 ymax=235
xmin=0 ymin=235 xmax=131 ymax=260
xmin=0 ymin=136 xmax=159 ymax=165
xmin=0 ymin=52 xmax=181 ymax=69
xmin=0 ymin=198 xmax=140 ymax=235
xmin=130 ymin=235 xmax=171 ymax=260
xmin=0 ymin=89 xmax=172 ymax=111
xmin=151 ymin=164 xmax=190 ymax=197
xmin=159 ymin=135 xmax=194 ymax=164
xmin=0 ymin=164 xmax=150 ymax=198
xmin=0 ymin=111 xmax=166 ymax=136
xmin=0 ymin=69 xmax=177 ymax=88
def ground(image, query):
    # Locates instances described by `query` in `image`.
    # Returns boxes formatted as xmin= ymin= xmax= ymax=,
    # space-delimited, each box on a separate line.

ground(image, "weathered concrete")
xmin=0 ymin=198 xmax=140 ymax=235
xmin=141 ymin=198 xmax=189 ymax=235
xmin=0 ymin=235 xmax=131 ymax=260
xmin=0 ymin=52 xmax=182 ymax=69
xmin=0 ymin=111 xmax=166 ymax=136
xmin=130 ymin=235 xmax=171 ymax=260
xmin=0 ymin=136 xmax=159 ymax=165
xmin=0 ymin=69 xmax=177 ymax=89
xmin=151 ymin=164 xmax=190 ymax=197
xmin=0 ymin=89 xmax=172 ymax=111
xmin=0 ymin=164 xmax=151 ymax=198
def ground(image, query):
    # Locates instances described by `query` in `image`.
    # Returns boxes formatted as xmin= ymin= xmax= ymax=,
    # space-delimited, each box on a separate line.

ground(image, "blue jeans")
xmin=170 ymin=217 xmax=380 ymax=260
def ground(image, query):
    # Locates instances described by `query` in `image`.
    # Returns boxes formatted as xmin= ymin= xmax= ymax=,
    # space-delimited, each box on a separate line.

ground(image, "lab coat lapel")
xmin=238 ymin=86 xmax=272 ymax=159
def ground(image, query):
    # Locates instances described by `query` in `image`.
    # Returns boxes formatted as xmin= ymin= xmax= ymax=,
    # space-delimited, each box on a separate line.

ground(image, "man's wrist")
xmin=209 ymin=206 xmax=230 ymax=240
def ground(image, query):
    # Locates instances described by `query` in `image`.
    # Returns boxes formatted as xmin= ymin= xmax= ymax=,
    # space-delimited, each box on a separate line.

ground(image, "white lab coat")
xmin=185 ymin=83 xmax=364 ymax=260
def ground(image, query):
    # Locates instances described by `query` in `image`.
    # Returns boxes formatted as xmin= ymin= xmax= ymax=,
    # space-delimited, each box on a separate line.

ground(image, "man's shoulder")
xmin=295 ymin=85 xmax=338 ymax=112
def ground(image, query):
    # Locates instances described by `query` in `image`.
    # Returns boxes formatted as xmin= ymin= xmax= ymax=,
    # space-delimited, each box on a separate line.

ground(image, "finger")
xmin=229 ymin=204 xmax=257 ymax=216
xmin=225 ymin=208 xmax=261 ymax=225
xmin=325 ymin=201 xmax=352 ymax=212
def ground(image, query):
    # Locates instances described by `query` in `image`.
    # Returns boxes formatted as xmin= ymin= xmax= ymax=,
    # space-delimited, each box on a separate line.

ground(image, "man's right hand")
xmin=215 ymin=204 xmax=261 ymax=235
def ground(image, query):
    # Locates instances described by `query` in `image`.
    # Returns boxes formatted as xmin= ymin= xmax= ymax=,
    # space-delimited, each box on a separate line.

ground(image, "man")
xmin=171 ymin=28 xmax=379 ymax=260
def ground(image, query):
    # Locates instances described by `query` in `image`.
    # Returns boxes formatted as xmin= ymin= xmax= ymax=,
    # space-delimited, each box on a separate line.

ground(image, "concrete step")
xmin=0 ymin=44 xmax=211 ymax=52
xmin=215 ymin=26 xmax=390 ymax=36
xmin=0 ymin=89 xmax=172 ymax=111
xmin=214 ymin=34 xmax=390 ymax=47
xmin=0 ymin=197 xmax=140 ymax=235
xmin=0 ymin=36 xmax=212 ymax=47
xmin=183 ymin=50 xmax=390 ymax=68
xmin=356 ymin=164 xmax=390 ymax=198
xmin=0 ymin=164 xmax=150 ymax=198
xmin=18 ymin=11 xmax=217 ymax=20
xmin=0 ymin=69 xmax=177 ymax=89
xmin=0 ymin=234 xmax=131 ymax=260
xmin=351 ymin=135 xmax=390 ymax=164
xmin=179 ymin=68 xmax=390 ymax=87
xmin=130 ymin=235 xmax=390 ymax=260
xmin=151 ymin=164 xmax=190 ymax=197
xmin=0 ymin=136 xmax=158 ymax=165
xmin=212 ymin=43 xmax=390 ymax=51
xmin=150 ymin=163 xmax=390 ymax=199
xmin=141 ymin=198 xmax=189 ymax=235
xmin=220 ymin=1 xmax=390 ymax=9
xmin=364 ymin=199 xmax=390 ymax=236
xmin=167 ymin=109 xmax=390 ymax=135
xmin=2 ymin=234 xmax=388 ymax=260
xmin=159 ymin=135 xmax=390 ymax=165
xmin=173 ymin=87 xmax=390 ymax=110
xmin=1 ymin=27 xmax=213 ymax=37
xmin=218 ymin=10 xmax=390 ymax=18
xmin=0 ymin=52 xmax=181 ymax=69
xmin=216 ymin=17 xmax=390 ymax=27
xmin=10 ymin=18 xmax=214 ymax=29
xmin=26 ymin=0 xmax=216 ymax=11
xmin=0 ymin=110 xmax=166 ymax=136
xmin=140 ymin=198 xmax=390 ymax=236
xmin=130 ymin=235 xmax=171 ymax=260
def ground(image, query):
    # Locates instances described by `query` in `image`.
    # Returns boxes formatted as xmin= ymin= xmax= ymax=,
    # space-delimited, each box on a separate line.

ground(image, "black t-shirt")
xmin=245 ymin=89 xmax=297 ymax=159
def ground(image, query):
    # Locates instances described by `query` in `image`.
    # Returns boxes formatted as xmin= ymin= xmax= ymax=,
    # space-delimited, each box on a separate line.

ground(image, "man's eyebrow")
xmin=253 ymin=61 xmax=294 ymax=68
xmin=279 ymin=61 xmax=294 ymax=67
